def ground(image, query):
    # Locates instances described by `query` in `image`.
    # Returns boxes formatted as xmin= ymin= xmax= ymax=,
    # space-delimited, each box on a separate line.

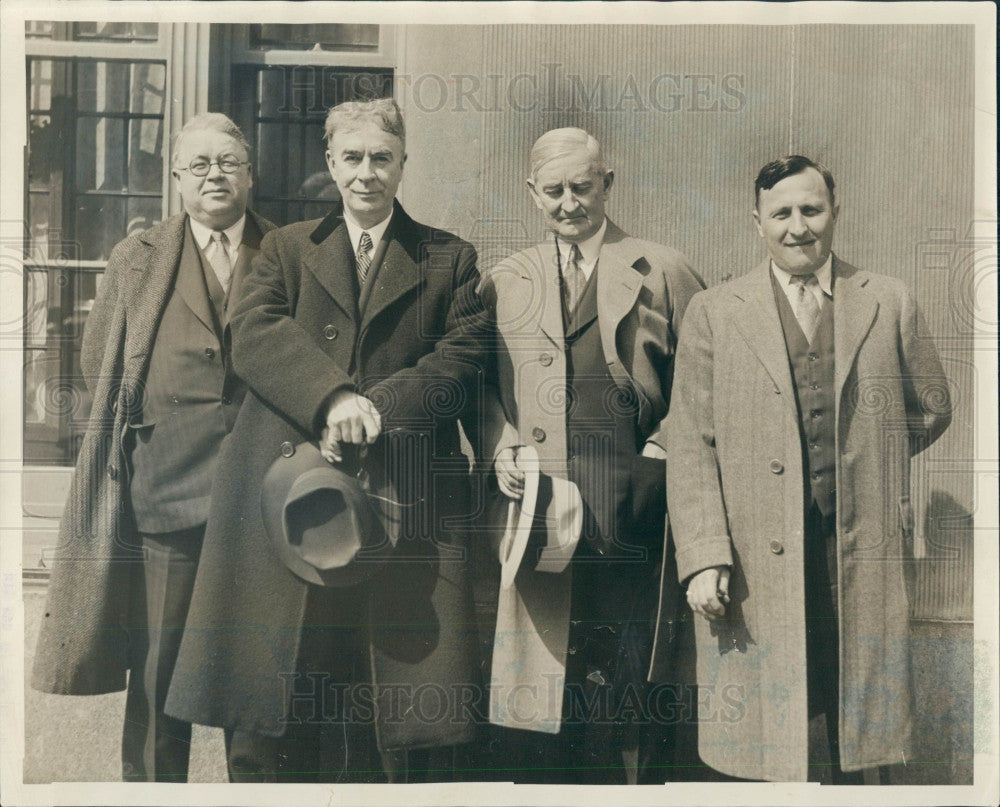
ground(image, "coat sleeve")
xmin=645 ymin=256 xmax=706 ymax=452
xmin=898 ymin=287 xmax=952 ymax=455
xmin=366 ymin=243 xmax=492 ymax=429
xmin=231 ymin=230 xmax=356 ymax=436
xmin=665 ymin=292 xmax=735 ymax=583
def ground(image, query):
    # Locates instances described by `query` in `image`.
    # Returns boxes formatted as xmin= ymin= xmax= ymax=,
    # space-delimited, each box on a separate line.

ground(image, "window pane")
xmin=27 ymin=116 xmax=54 ymax=191
xmin=298 ymin=132 xmax=335 ymax=200
xmin=249 ymin=24 xmax=379 ymax=51
xmin=127 ymin=196 xmax=161 ymax=236
xmin=128 ymin=118 xmax=164 ymax=192
xmin=28 ymin=60 xmax=54 ymax=111
xmin=131 ymin=62 xmax=166 ymax=115
xmin=24 ymin=268 xmax=49 ymax=349
xmin=256 ymin=122 xmax=290 ymax=199
xmin=27 ymin=192 xmax=50 ymax=255
xmin=77 ymin=117 xmax=127 ymax=191
xmin=77 ymin=61 xmax=130 ymax=114
xmin=257 ymin=68 xmax=289 ymax=119
xmin=73 ymin=22 xmax=159 ymax=43
xmin=76 ymin=195 xmax=125 ymax=261
xmin=25 ymin=21 xmax=55 ymax=39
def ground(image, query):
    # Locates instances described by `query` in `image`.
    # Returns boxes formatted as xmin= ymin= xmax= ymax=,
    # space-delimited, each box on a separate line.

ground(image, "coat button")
xmin=531 ymin=427 xmax=546 ymax=443
xmin=204 ymin=347 xmax=216 ymax=359
xmin=807 ymin=352 xmax=819 ymax=362
xmin=107 ymin=465 xmax=118 ymax=480
xmin=539 ymin=352 xmax=553 ymax=366
xmin=323 ymin=325 xmax=338 ymax=340
xmin=769 ymin=540 xmax=784 ymax=555
xmin=222 ymin=395 xmax=231 ymax=405
xmin=810 ymin=409 xmax=822 ymax=420
xmin=769 ymin=459 xmax=783 ymax=474
xmin=280 ymin=441 xmax=295 ymax=457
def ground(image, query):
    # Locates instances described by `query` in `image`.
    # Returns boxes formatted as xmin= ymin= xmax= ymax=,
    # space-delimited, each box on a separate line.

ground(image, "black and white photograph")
xmin=0 ymin=2 xmax=996 ymax=805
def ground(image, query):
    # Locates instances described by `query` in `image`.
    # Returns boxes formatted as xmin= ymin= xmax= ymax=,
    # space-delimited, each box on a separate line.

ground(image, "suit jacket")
xmin=165 ymin=202 xmax=490 ymax=752
xmin=655 ymin=257 xmax=951 ymax=780
xmin=32 ymin=210 xmax=275 ymax=695
xmin=478 ymin=220 xmax=704 ymax=732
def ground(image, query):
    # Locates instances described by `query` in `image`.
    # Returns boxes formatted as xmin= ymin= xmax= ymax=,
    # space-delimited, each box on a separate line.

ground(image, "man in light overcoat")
xmin=32 ymin=113 xmax=274 ymax=780
xmin=480 ymin=127 xmax=704 ymax=783
xmin=653 ymin=155 xmax=952 ymax=782
xmin=165 ymin=99 xmax=490 ymax=782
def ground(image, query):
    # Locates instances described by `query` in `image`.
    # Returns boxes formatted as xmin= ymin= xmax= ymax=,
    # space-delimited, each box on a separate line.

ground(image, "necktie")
xmin=562 ymin=244 xmax=585 ymax=316
xmin=356 ymin=231 xmax=373 ymax=285
xmin=207 ymin=231 xmax=232 ymax=293
xmin=790 ymin=273 xmax=822 ymax=343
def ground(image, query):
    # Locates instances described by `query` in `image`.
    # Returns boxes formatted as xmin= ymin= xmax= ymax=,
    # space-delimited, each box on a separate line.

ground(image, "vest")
xmin=563 ymin=265 xmax=642 ymax=557
xmin=129 ymin=222 xmax=244 ymax=533
xmin=771 ymin=270 xmax=837 ymax=516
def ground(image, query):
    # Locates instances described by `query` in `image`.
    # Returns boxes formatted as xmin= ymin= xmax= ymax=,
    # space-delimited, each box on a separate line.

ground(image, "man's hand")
xmin=686 ymin=566 xmax=731 ymax=620
xmin=494 ymin=446 xmax=526 ymax=500
xmin=641 ymin=441 xmax=667 ymax=460
xmin=320 ymin=391 xmax=381 ymax=463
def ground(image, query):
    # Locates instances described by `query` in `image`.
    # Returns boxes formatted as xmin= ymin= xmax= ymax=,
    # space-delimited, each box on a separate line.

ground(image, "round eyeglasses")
xmin=179 ymin=155 xmax=249 ymax=177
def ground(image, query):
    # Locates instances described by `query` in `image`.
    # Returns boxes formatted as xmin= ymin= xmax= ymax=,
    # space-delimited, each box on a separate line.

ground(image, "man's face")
xmin=171 ymin=129 xmax=252 ymax=230
xmin=527 ymin=151 xmax=613 ymax=243
xmin=325 ymin=124 xmax=405 ymax=228
xmin=753 ymin=167 xmax=839 ymax=275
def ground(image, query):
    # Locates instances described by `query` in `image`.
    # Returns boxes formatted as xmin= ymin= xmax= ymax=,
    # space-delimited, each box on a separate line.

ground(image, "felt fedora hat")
xmin=261 ymin=442 xmax=392 ymax=587
xmin=495 ymin=446 xmax=583 ymax=588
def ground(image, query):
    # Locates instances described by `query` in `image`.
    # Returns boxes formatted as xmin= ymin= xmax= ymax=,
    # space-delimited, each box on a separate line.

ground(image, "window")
xmin=24 ymin=26 xmax=167 ymax=465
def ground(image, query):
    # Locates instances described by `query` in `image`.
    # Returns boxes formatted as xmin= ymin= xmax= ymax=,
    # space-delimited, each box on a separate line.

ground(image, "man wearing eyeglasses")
xmin=32 ymin=113 xmax=275 ymax=782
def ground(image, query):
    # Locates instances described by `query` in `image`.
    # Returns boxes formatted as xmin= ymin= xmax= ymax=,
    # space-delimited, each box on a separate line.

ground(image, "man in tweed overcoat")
xmin=653 ymin=155 xmax=951 ymax=781
xmin=32 ymin=113 xmax=274 ymax=781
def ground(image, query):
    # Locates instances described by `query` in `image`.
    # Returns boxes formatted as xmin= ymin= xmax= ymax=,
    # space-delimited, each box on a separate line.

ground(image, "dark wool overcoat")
xmin=32 ymin=210 xmax=275 ymax=695
xmin=653 ymin=258 xmax=952 ymax=781
xmin=164 ymin=203 xmax=489 ymax=752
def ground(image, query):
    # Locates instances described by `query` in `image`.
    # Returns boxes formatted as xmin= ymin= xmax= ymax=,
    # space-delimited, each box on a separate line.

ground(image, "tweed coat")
xmin=32 ymin=210 xmax=275 ymax=695
xmin=478 ymin=220 xmax=704 ymax=732
xmin=164 ymin=203 xmax=489 ymax=751
xmin=654 ymin=257 xmax=951 ymax=781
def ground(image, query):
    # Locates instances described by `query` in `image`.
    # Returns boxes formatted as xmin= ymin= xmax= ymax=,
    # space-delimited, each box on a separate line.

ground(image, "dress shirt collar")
xmin=189 ymin=215 xmax=245 ymax=258
xmin=770 ymin=252 xmax=834 ymax=301
xmin=343 ymin=207 xmax=393 ymax=256
xmin=555 ymin=217 xmax=607 ymax=280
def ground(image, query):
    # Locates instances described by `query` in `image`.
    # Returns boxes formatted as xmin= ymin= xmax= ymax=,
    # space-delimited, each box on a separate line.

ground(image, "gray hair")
xmin=172 ymin=113 xmax=251 ymax=166
xmin=323 ymin=98 xmax=405 ymax=148
xmin=529 ymin=127 xmax=607 ymax=181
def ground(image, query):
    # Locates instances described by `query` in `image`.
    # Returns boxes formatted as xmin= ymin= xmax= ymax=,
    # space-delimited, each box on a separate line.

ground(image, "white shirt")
xmin=344 ymin=208 xmax=393 ymax=258
xmin=556 ymin=217 xmax=608 ymax=282
xmin=190 ymin=215 xmax=245 ymax=268
xmin=770 ymin=253 xmax=834 ymax=310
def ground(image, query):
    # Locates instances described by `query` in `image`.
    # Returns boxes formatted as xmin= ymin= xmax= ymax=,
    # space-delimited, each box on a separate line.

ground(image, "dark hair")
xmin=754 ymin=155 xmax=835 ymax=207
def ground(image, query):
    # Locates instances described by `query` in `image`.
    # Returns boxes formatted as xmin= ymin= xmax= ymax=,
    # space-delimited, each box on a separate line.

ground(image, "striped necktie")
xmin=356 ymin=231 xmax=373 ymax=285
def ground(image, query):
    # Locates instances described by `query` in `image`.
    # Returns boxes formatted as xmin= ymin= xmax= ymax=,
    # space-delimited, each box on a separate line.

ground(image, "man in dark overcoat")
xmin=32 ymin=113 xmax=275 ymax=781
xmin=165 ymin=99 xmax=490 ymax=782
xmin=653 ymin=155 xmax=952 ymax=781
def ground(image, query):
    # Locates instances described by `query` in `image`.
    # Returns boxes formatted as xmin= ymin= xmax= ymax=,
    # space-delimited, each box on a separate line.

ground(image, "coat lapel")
xmin=596 ymin=220 xmax=645 ymax=369
xmin=301 ymin=215 xmax=358 ymax=322
xmin=360 ymin=214 xmax=424 ymax=335
xmin=731 ymin=262 xmax=796 ymax=400
xmin=532 ymin=236 xmax=565 ymax=348
xmin=226 ymin=212 xmax=266 ymax=319
xmin=123 ymin=214 xmax=187 ymax=381
xmin=832 ymin=257 xmax=878 ymax=400
xmin=173 ymin=223 xmax=219 ymax=337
